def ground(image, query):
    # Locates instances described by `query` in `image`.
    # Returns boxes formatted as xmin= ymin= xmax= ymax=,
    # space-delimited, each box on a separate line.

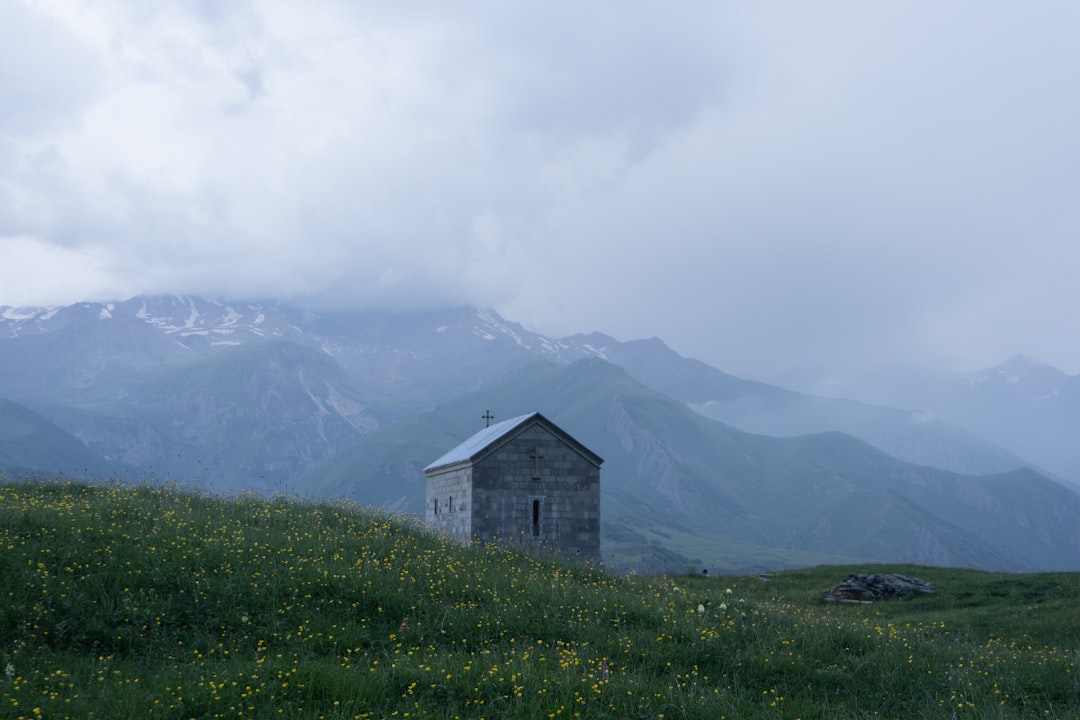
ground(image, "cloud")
xmin=0 ymin=235 xmax=118 ymax=305
xmin=2 ymin=1 xmax=1080 ymax=380
xmin=508 ymin=3 xmax=1080 ymax=378
xmin=0 ymin=2 xmax=103 ymax=137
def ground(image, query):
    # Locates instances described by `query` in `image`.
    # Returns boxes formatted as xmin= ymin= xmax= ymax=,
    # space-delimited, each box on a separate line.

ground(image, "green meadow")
xmin=1 ymin=479 xmax=1078 ymax=719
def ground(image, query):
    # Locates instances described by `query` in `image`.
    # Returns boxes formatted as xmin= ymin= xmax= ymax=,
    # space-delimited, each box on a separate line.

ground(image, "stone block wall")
xmin=425 ymin=464 xmax=473 ymax=544
xmin=471 ymin=425 xmax=601 ymax=561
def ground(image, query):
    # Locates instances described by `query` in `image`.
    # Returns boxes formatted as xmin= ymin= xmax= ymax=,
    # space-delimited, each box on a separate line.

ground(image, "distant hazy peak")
xmin=970 ymin=354 xmax=1069 ymax=385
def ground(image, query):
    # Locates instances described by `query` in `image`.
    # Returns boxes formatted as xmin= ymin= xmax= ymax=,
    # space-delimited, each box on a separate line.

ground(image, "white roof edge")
xmin=423 ymin=412 xmax=540 ymax=472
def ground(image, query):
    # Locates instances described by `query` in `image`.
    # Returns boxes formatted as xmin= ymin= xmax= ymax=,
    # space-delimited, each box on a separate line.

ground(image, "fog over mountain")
xmin=829 ymin=356 xmax=1080 ymax=490
xmin=2 ymin=2 xmax=1080 ymax=387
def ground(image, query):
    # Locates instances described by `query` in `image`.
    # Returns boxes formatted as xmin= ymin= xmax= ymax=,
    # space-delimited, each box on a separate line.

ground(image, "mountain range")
xmin=2 ymin=295 xmax=1078 ymax=573
xmin=836 ymin=355 xmax=1080 ymax=488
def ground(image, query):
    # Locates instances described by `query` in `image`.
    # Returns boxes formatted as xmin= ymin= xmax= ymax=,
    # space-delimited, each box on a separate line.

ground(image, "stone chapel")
xmin=423 ymin=412 xmax=602 ymax=561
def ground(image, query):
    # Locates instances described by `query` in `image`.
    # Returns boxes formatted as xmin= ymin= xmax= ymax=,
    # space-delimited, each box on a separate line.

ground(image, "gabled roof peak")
xmin=424 ymin=413 xmax=539 ymax=472
xmin=423 ymin=411 xmax=602 ymax=473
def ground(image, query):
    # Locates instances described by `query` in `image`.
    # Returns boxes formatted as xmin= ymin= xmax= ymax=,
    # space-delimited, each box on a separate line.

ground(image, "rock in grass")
xmin=825 ymin=573 xmax=935 ymax=604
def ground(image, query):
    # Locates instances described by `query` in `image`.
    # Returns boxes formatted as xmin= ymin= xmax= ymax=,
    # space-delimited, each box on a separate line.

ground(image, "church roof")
xmin=423 ymin=411 xmax=602 ymax=473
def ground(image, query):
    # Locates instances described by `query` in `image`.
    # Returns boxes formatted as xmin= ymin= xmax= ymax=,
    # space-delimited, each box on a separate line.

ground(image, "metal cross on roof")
xmin=481 ymin=410 xmax=494 ymax=428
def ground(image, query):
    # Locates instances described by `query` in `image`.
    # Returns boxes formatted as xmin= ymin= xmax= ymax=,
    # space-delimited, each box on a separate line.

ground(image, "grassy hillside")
xmin=1 ymin=480 xmax=1078 ymax=719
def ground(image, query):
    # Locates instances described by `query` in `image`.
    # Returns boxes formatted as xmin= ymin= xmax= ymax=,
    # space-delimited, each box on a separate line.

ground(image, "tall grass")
xmin=1 ymin=478 xmax=1078 ymax=719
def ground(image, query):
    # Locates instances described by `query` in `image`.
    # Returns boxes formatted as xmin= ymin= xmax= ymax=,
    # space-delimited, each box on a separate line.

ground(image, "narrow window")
xmin=449 ymin=496 xmax=454 ymax=513
xmin=434 ymin=498 xmax=439 ymax=516
xmin=532 ymin=499 xmax=540 ymax=537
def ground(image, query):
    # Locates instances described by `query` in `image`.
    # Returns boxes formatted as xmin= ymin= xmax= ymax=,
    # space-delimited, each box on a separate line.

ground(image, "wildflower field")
xmin=1 ymin=479 xmax=1078 ymax=719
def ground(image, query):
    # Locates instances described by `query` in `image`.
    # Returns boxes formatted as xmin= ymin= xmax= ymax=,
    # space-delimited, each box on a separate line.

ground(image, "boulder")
xmin=825 ymin=573 xmax=935 ymax=604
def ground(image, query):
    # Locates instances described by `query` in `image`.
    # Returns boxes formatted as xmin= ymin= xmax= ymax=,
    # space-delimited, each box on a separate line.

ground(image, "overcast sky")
xmin=2 ymin=1 xmax=1079 ymax=386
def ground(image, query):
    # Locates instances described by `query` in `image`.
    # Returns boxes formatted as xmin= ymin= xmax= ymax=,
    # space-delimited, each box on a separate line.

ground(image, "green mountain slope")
xmin=567 ymin=334 xmax=1029 ymax=477
xmin=303 ymin=359 xmax=1080 ymax=573
xmin=42 ymin=340 xmax=391 ymax=493
xmin=0 ymin=399 xmax=123 ymax=479
xmin=136 ymin=339 xmax=393 ymax=493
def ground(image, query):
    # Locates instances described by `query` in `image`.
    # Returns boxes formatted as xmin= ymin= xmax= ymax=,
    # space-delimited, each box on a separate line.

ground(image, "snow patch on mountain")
xmin=474 ymin=308 xmax=535 ymax=350
xmin=221 ymin=306 xmax=243 ymax=327
xmin=182 ymin=298 xmax=202 ymax=329
xmin=0 ymin=305 xmax=63 ymax=336
xmin=1 ymin=307 xmax=39 ymax=321
xmin=535 ymin=336 xmax=561 ymax=355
